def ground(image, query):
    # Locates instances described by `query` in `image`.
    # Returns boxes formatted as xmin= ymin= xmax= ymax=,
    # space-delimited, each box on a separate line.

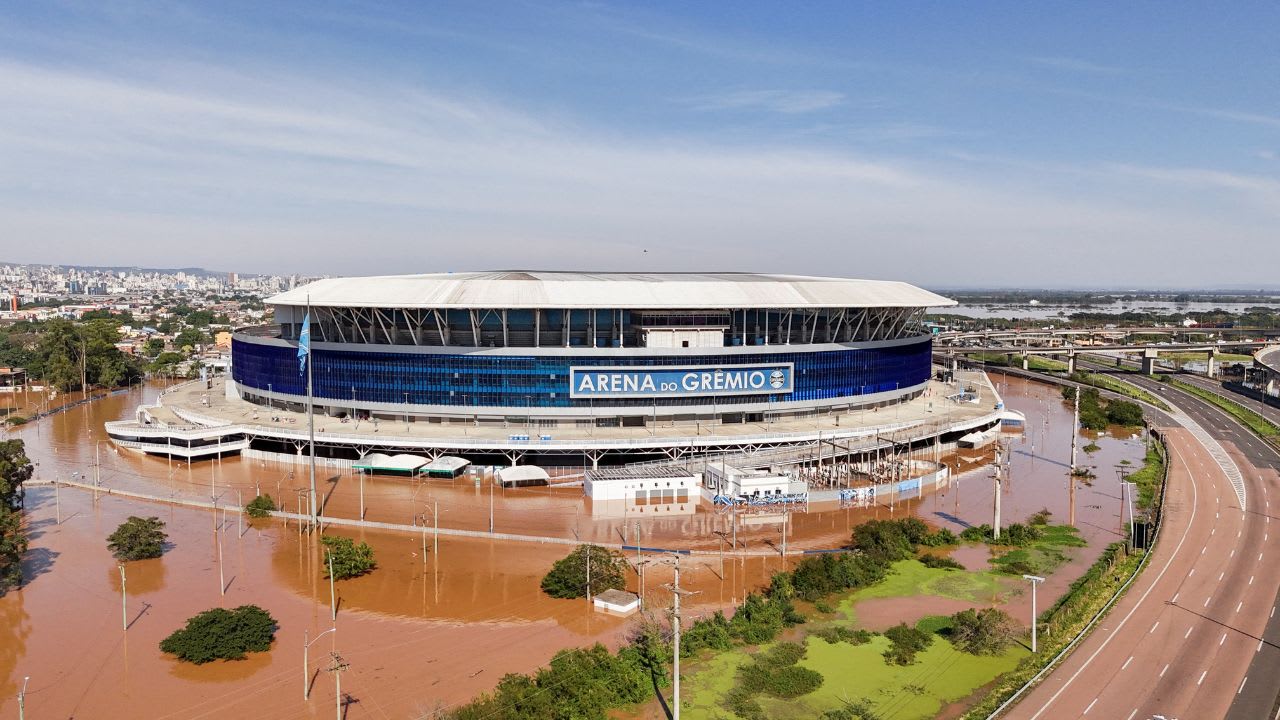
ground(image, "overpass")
xmin=934 ymin=340 xmax=1274 ymax=376
xmin=938 ymin=326 xmax=1280 ymax=345
xmin=1253 ymin=345 xmax=1280 ymax=397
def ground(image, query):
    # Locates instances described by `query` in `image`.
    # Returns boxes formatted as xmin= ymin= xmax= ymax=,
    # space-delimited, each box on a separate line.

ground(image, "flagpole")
xmin=306 ymin=296 xmax=318 ymax=529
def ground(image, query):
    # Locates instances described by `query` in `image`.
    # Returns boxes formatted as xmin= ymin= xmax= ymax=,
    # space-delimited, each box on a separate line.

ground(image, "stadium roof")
xmin=268 ymin=272 xmax=954 ymax=310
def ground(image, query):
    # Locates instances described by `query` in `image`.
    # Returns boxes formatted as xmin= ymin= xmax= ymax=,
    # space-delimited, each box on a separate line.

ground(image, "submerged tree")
xmin=541 ymin=544 xmax=629 ymax=599
xmin=159 ymin=605 xmax=277 ymax=664
xmin=107 ymin=516 xmax=168 ymax=561
xmin=0 ymin=440 xmax=34 ymax=594
xmin=321 ymin=535 xmax=376 ymax=579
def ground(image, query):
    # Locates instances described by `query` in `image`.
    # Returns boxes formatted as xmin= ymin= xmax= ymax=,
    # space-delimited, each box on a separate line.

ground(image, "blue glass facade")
xmin=231 ymin=336 xmax=932 ymax=410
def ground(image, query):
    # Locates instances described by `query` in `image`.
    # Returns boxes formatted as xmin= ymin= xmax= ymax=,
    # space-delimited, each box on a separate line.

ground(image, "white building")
xmin=703 ymin=463 xmax=806 ymax=500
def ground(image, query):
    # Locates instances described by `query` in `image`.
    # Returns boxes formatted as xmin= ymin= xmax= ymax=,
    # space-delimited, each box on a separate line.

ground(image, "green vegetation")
xmin=106 ymin=516 xmax=168 ymax=561
xmin=0 ymin=440 xmax=34 ymax=594
xmin=990 ymin=525 xmax=1086 ymax=576
xmin=320 ymin=535 xmax=376 ymax=580
xmin=972 ymin=352 xmax=1068 ymax=372
xmin=1082 ymin=442 xmax=1101 ymax=453
xmin=1068 ymin=371 xmax=1170 ymax=411
xmin=540 ymin=544 xmax=629 ymax=599
xmin=1164 ymin=377 xmax=1280 ymax=445
xmin=918 ymin=553 xmax=965 ymax=570
xmin=1061 ymin=382 xmax=1149 ymax=429
xmin=949 ymin=608 xmax=1018 ymax=655
xmin=726 ymin=642 xmax=826 ymax=718
xmin=883 ymin=622 xmax=934 ymax=665
xmin=244 ymin=494 xmax=276 ymax=518
xmin=1125 ymin=442 xmax=1166 ymax=510
xmin=811 ymin=625 xmax=874 ymax=646
xmin=1160 ymin=351 xmax=1253 ymax=365
xmin=450 ymin=641 xmax=663 ymax=720
xmin=159 ymin=605 xmax=277 ymax=664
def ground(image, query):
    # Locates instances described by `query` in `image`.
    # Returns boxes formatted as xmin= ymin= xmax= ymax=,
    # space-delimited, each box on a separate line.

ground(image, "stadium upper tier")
xmin=264 ymin=271 xmax=954 ymax=348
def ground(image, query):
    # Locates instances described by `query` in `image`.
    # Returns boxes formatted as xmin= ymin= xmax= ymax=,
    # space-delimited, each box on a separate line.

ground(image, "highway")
xmin=1006 ymin=369 xmax=1280 ymax=720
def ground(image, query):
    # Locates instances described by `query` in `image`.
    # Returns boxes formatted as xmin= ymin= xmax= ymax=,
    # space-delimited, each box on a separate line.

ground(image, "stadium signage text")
xmin=569 ymin=364 xmax=794 ymax=399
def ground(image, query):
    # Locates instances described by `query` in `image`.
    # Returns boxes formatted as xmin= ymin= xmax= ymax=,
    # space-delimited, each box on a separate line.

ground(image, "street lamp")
xmin=1022 ymin=574 xmax=1045 ymax=652
xmin=303 ymin=625 xmax=337 ymax=699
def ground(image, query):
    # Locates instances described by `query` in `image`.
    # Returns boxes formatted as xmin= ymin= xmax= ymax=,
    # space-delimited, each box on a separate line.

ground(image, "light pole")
xmin=328 ymin=553 xmax=337 ymax=622
xmin=118 ymin=564 xmax=127 ymax=630
xmin=303 ymin=625 xmax=337 ymax=700
xmin=18 ymin=676 xmax=29 ymax=720
xmin=1023 ymin=574 xmax=1045 ymax=652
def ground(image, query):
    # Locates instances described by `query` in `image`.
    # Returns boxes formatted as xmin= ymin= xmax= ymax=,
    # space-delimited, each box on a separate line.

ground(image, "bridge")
xmin=937 ymin=325 xmax=1280 ymax=344
xmin=934 ymin=339 xmax=1274 ymax=376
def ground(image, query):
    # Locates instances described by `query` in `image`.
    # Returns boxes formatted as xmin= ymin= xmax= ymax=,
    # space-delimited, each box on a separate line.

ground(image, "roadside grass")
xmin=973 ymin=352 xmax=1068 ymax=372
xmin=1074 ymin=372 xmax=1170 ymax=411
xmin=1164 ymin=377 xmax=1280 ymax=445
xmin=1125 ymin=443 xmax=1166 ymax=510
xmin=1158 ymin=351 xmax=1253 ymax=365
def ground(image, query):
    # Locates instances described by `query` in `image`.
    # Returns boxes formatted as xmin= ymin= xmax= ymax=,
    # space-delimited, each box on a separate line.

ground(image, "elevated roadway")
xmin=1006 ymin=369 xmax=1280 ymax=720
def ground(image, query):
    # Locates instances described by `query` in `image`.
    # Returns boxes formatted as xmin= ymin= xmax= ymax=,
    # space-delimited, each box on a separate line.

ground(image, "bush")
xmin=244 ymin=494 xmax=276 ymax=518
xmin=1106 ymin=400 xmax=1144 ymax=427
xmin=791 ymin=550 xmax=889 ymax=601
xmin=851 ymin=519 xmax=915 ymax=562
xmin=919 ymin=527 xmax=959 ymax=547
xmin=107 ymin=516 xmax=167 ymax=561
xmin=3 ymin=416 xmax=27 ymax=426
xmin=822 ymin=698 xmax=882 ymax=720
xmin=949 ymin=607 xmax=1018 ymax=655
xmin=814 ymin=599 xmax=835 ymax=614
xmin=813 ymin=625 xmax=874 ymax=645
xmin=681 ymin=611 xmax=734 ymax=656
xmin=540 ymin=544 xmax=628 ymax=599
xmin=883 ymin=622 xmax=933 ymax=665
xmin=320 ymin=535 xmax=376 ymax=580
xmin=1028 ymin=509 xmax=1052 ymax=526
xmin=737 ymin=642 xmax=824 ymax=700
xmin=919 ymin=553 xmax=964 ymax=570
xmin=1082 ymin=442 xmax=1101 ymax=453
xmin=159 ymin=605 xmax=277 ymax=664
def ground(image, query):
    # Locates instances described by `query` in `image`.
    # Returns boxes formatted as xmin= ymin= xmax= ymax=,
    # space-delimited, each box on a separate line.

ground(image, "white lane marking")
xmin=1221 ymin=632 xmax=1229 ymax=645
xmin=1211 ymin=528 xmax=1216 ymax=536
xmin=1219 ymin=571 xmax=1226 ymax=581
xmin=1160 ymin=663 xmax=1170 ymax=677
xmin=1024 ymin=440 xmax=1202 ymax=720
xmin=1199 ymin=669 xmax=1208 ymax=685
xmin=1150 ymin=621 xmax=1160 ymax=634
xmin=1217 ymin=511 xmax=1220 ymax=519
xmin=1191 ymin=567 xmax=1198 ymax=575
xmin=1272 ymin=605 xmax=1276 ymax=618
xmin=1172 ymin=592 xmax=1180 ymax=603
xmin=1240 ymin=676 xmax=1249 ymax=694
xmin=1260 ymin=639 xmax=1265 ymax=652
xmin=1250 ymin=576 xmax=1255 ymax=585
xmin=1122 ymin=655 xmax=1133 ymax=670
xmin=1205 ymin=595 xmax=1213 ymax=607
xmin=1230 ymin=550 xmax=1235 ymax=558
xmin=1261 ymin=553 xmax=1265 ymax=562
xmin=1125 ymin=709 xmax=1138 ymax=720
xmin=1084 ymin=698 xmax=1098 ymax=714
xmin=1185 ymin=626 xmax=1194 ymax=639
xmin=1237 ymin=601 xmax=1244 ymax=613
xmin=1203 ymin=547 xmax=1208 ymax=555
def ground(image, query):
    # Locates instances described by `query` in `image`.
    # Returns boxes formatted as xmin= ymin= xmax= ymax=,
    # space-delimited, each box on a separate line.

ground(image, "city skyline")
xmin=1 ymin=2 xmax=1277 ymax=287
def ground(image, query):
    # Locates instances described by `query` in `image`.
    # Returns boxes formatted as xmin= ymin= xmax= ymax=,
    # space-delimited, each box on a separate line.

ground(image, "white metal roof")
xmin=497 ymin=465 xmax=552 ymax=483
xmin=267 ymin=272 xmax=954 ymax=310
xmin=353 ymin=453 xmax=429 ymax=472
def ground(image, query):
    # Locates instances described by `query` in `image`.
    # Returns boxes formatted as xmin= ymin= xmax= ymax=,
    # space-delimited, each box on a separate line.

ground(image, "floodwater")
xmin=947 ymin=299 xmax=1278 ymax=320
xmin=0 ymin=375 xmax=1144 ymax=717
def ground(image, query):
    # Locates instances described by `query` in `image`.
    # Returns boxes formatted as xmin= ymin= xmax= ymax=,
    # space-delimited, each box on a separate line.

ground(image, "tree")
xmin=245 ymin=494 xmax=276 ymax=518
xmin=1106 ymin=400 xmax=1144 ymax=427
xmin=107 ymin=516 xmax=168 ymax=560
xmin=540 ymin=544 xmax=628 ymax=599
xmin=174 ymin=327 xmax=205 ymax=353
xmin=949 ymin=607 xmax=1018 ymax=655
xmin=883 ymin=622 xmax=933 ymax=665
xmin=143 ymin=337 xmax=166 ymax=357
xmin=321 ymin=535 xmax=376 ymax=579
xmin=0 ymin=440 xmax=33 ymax=594
xmin=851 ymin=519 xmax=915 ymax=562
xmin=159 ymin=605 xmax=277 ymax=664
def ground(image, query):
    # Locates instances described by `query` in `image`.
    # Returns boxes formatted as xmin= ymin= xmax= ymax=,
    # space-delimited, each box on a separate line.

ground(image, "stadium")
xmin=109 ymin=272 xmax=1005 ymax=481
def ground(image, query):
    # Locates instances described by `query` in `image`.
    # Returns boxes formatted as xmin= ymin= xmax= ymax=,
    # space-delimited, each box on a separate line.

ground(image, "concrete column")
xmin=1021 ymin=352 xmax=1029 ymax=371
xmin=1066 ymin=351 xmax=1076 ymax=375
xmin=1141 ymin=349 xmax=1159 ymax=375
xmin=1206 ymin=349 xmax=1217 ymax=378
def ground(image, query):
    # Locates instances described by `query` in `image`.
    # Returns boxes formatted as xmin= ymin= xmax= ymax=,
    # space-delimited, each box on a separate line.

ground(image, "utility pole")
xmin=662 ymin=555 xmax=697 ymax=720
xmin=586 ymin=545 xmax=592 ymax=601
xmin=217 ymin=522 xmax=225 ymax=596
xmin=1069 ymin=388 xmax=1079 ymax=528
xmin=1023 ymin=574 xmax=1045 ymax=652
xmin=992 ymin=441 xmax=1002 ymax=540
xmin=328 ymin=553 xmax=337 ymax=622
xmin=119 ymin=564 xmax=127 ymax=630
xmin=325 ymin=652 xmax=349 ymax=720
xmin=489 ymin=481 xmax=494 ymax=534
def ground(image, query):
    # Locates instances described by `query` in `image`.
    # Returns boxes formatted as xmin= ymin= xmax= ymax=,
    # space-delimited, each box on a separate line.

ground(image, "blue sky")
xmin=0 ymin=1 xmax=1277 ymax=288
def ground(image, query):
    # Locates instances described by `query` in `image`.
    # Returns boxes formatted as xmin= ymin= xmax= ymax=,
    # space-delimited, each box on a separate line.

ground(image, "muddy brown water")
xmin=0 ymin=375 xmax=1143 ymax=717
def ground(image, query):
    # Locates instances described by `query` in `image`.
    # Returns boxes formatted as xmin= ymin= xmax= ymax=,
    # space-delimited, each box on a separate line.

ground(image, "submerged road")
xmin=1006 ymin=371 xmax=1280 ymax=720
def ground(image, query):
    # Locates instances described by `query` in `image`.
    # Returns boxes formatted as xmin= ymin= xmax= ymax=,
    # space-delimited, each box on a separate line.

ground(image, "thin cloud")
xmin=686 ymin=89 xmax=845 ymax=114
xmin=1028 ymin=55 xmax=1129 ymax=74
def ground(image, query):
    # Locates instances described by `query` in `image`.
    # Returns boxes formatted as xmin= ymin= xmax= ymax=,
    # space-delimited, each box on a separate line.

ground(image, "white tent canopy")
xmin=353 ymin=453 xmax=429 ymax=473
xmin=497 ymin=465 xmax=551 ymax=487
